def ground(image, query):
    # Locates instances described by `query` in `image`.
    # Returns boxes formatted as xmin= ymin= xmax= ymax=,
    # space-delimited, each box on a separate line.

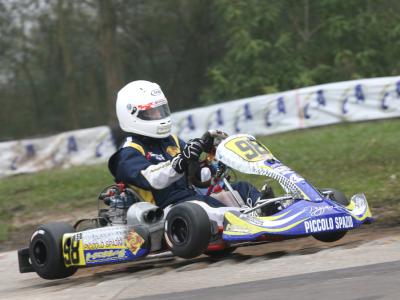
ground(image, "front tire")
xmin=315 ymin=188 xmax=349 ymax=242
xmin=165 ymin=202 xmax=211 ymax=259
xmin=29 ymin=222 xmax=77 ymax=280
xmin=313 ymin=230 xmax=347 ymax=243
xmin=321 ymin=188 xmax=350 ymax=206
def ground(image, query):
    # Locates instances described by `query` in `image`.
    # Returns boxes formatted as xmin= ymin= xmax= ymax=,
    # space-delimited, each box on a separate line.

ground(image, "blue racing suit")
xmin=108 ymin=134 xmax=261 ymax=208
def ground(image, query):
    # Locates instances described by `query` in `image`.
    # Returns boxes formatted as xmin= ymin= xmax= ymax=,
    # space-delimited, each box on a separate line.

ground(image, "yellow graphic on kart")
xmin=125 ymin=230 xmax=145 ymax=255
xmin=225 ymin=136 xmax=274 ymax=162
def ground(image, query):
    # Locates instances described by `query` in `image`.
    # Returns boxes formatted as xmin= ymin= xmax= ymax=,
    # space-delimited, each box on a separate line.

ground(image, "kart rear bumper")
xmin=18 ymin=248 xmax=34 ymax=273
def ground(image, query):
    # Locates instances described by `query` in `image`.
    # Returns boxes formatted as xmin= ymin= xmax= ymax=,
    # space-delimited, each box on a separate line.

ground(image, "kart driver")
xmin=108 ymin=80 xmax=272 ymax=209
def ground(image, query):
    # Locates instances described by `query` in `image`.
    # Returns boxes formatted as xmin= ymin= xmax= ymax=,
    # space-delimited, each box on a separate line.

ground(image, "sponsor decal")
xmin=273 ymin=166 xmax=292 ymax=174
xmin=125 ymin=230 xmax=145 ymax=255
xmin=157 ymin=123 xmax=172 ymax=134
xmin=308 ymin=205 xmax=336 ymax=217
xmin=82 ymin=226 xmax=126 ymax=247
xmin=83 ymin=240 xmax=124 ymax=250
xmin=225 ymin=224 xmax=250 ymax=233
xmin=31 ymin=229 xmax=45 ymax=242
xmin=137 ymin=99 xmax=166 ymax=110
xmin=304 ymin=216 xmax=353 ymax=233
xmin=146 ymin=152 xmax=165 ymax=162
xmin=289 ymin=173 xmax=305 ymax=183
xmin=151 ymin=89 xmax=162 ymax=96
xmin=85 ymin=249 xmax=126 ymax=263
xmin=274 ymin=166 xmax=304 ymax=182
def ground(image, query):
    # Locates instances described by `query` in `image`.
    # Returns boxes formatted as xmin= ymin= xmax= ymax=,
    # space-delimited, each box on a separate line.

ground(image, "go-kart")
xmin=17 ymin=133 xmax=373 ymax=280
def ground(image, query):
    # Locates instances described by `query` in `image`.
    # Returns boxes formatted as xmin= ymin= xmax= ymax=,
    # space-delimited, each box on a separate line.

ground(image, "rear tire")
xmin=165 ymin=202 xmax=211 ymax=259
xmin=29 ymin=222 xmax=77 ymax=280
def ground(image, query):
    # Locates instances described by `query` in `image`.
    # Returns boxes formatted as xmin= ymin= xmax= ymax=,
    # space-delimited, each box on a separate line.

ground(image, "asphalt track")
xmin=135 ymin=261 xmax=400 ymax=300
xmin=1 ymin=233 xmax=400 ymax=300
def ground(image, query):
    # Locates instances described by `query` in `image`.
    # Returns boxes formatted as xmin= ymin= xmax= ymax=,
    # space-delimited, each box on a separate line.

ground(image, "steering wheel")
xmin=187 ymin=130 xmax=228 ymax=190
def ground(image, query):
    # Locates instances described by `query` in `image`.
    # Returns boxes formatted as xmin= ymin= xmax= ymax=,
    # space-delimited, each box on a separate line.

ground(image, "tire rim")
xmin=170 ymin=217 xmax=189 ymax=245
xmin=32 ymin=240 xmax=48 ymax=267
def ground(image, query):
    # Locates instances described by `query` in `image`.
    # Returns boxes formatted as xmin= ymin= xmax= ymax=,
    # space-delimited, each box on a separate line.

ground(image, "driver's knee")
xmin=231 ymin=181 xmax=261 ymax=204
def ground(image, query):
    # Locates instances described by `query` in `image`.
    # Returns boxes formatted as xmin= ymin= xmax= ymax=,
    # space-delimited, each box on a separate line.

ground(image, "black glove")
xmin=201 ymin=130 xmax=228 ymax=153
xmin=182 ymin=138 xmax=204 ymax=161
xmin=171 ymin=154 xmax=188 ymax=174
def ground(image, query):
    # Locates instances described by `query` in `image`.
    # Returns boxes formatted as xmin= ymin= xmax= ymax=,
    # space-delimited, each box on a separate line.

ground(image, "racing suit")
xmin=108 ymin=134 xmax=261 ymax=209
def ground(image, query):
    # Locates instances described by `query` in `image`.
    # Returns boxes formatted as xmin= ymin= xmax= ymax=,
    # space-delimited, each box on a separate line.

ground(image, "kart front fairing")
xmin=214 ymin=134 xmax=373 ymax=242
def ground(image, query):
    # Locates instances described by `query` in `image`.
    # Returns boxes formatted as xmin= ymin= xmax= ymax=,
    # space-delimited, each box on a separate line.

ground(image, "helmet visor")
xmin=137 ymin=104 xmax=171 ymax=121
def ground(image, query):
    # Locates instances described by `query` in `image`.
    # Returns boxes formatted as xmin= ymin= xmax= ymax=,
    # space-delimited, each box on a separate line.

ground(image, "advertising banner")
xmin=1 ymin=76 xmax=399 ymax=177
xmin=0 ymin=126 xmax=115 ymax=178
xmin=172 ymin=76 xmax=400 ymax=140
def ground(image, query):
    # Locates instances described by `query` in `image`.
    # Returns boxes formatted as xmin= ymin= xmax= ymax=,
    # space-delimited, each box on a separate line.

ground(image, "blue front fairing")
xmin=222 ymin=195 xmax=373 ymax=242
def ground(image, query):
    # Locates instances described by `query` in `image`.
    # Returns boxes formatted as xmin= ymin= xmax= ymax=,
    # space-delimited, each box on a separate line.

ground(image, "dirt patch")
xmin=0 ymin=207 xmax=97 ymax=252
xmin=236 ymin=224 xmax=400 ymax=256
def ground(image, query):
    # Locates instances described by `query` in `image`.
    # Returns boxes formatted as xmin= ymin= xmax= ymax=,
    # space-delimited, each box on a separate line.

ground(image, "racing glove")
xmin=171 ymin=153 xmax=188 ymax=174
xmin=201 ymin=129 xmax=228 ymax=153
xmin=182 ymin=138 xmax=204 ymax=161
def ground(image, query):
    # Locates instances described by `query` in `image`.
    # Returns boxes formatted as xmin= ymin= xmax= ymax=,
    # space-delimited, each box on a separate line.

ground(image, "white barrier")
xmin=0 ymin=126 xmax=115 ymax=178
xmin=172 ymin=76 xmax=400 ymax=140
xmin=1 ymin=76 xmax=399 ymax=178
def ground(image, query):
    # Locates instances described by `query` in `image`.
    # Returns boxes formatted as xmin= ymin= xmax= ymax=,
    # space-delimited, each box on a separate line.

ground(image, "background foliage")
xmin=1 ymin=0 xmax=400 ymax=140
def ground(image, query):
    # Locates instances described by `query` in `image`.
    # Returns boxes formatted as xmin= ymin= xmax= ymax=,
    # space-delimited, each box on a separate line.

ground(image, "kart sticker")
xmin=63 ymin=233 xmax=85 ymax=267
xmin=224 ymin=136 xmax=272 ymax=162
xmin=125 ymin=229 xmax=145 ymax=255
xmin=304 ymin=216 xmax=354 ymax=233
xmin=85 ymin=249 xmax=127 ymax=264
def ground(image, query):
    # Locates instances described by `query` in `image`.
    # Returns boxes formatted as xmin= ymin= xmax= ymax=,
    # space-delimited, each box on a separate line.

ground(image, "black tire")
xmin=315 ymin=188 xmax=349 ymax=242
xmin=320 ymin=188 xmax=350 ymax=206
xmin=204 ymin=247 xmax=236 ymax=258
xmin=313 ymin=230 xmax=347 ymax=243
xmin=165 ymin=202 xmax=211 ymax=259
xmin=29 ymin=222 xmax=77 ymax=280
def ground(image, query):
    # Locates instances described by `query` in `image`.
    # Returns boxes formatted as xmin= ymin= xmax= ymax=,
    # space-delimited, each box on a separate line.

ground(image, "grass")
xmin=0 ymin=118 xmax=399 ymax=242
xmin=0 ymin=164 xmax=112 ymax=241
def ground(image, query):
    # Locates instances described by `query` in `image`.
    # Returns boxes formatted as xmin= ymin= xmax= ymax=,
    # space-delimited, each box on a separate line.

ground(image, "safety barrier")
xmin=1 ymin=76 xmax=399 ymax=177
xmin=172 ymin=76 xmax=400 ymax=140
xmin=0 ymin=126 xmax=115 ymax=178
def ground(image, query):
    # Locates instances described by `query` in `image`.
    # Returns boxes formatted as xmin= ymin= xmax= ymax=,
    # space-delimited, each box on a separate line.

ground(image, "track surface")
xmin=1 ymin=230 xmax=400 ymax=300
xmin=136 ymin=261 xmax=400 ymax=300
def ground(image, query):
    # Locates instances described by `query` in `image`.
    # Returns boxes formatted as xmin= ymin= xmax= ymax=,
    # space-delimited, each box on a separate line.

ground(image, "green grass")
xmin=258 ymin=118 xmax=400 ymax=206
xmin=0 ymin=164 xmax=112 ymax=241
xmin=0 ymin=118 xmax=399 ymax=242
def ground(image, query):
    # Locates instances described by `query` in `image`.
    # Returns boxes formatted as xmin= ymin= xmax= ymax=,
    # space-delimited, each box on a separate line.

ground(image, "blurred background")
xmin=1 ymin=0 xmax=400 ymax=141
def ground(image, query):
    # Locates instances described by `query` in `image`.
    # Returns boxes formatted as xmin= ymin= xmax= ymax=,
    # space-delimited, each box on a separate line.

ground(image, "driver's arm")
xmin=115 ymin=137 xmax=203 ymax=190
xmin=115 ymin=147 xmax=184 ymax=190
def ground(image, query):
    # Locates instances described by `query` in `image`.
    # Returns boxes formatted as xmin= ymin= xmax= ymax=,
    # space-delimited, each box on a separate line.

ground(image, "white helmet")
xmin=116 ymin=80 xmax=172 ymax=138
